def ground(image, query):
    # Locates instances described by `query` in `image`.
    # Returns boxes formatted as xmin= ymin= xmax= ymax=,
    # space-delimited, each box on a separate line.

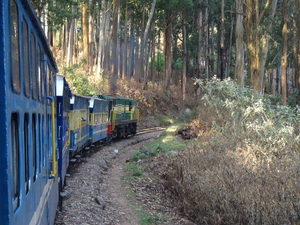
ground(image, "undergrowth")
xmin=163 ymin=77 xmax=300 ymax=224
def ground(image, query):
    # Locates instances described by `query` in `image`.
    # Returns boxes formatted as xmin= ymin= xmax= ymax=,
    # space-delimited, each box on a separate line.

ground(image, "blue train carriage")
xmin=98 ymin=95 xmax=139 ymax=138
xmin=68 ymin=94 xmax=90 ymax=157
xmin=56 ymin=75 xmax=72 ymax=205
xmin=0 ymin=0 xmax=59 ymax=224
xmin=89 ymin=96 xmax=109 ymax=144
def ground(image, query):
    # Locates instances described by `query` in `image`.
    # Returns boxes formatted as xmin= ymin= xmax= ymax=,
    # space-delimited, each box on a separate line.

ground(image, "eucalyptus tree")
xmin=243 ymin=0 xmax=278 ymax=93
xmin=292 ymin=0 xmax=300 ymax=93
xmin=181 ymin=2 xmax=192 ymax=100
xmin=235 ymin=0 xmax=244 ymax=87
xmin=156 ymin=0 xmax=193 ymax=93
xmin=281 ymin=0 xmax=287 ymax=105
xmin=136 ymin=0 xmax=157 ymax=84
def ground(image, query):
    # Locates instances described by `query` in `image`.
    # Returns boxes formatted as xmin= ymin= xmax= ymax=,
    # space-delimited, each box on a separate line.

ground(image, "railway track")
xmin=55 ymin=126 xmax=166 ymax=225
xmin=136 ymin=126 xmax=165 ymax=136
xmin=69 ymin=127 xmax=165 ymax=161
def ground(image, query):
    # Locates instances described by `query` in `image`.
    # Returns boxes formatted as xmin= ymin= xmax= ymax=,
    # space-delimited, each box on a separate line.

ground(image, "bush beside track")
xmin=127 ymin=78 xmax=300 ymax=225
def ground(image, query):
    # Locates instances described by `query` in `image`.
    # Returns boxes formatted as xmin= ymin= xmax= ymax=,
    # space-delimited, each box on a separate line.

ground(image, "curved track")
xmin=136 ymin=127 xmax=165 ymax=136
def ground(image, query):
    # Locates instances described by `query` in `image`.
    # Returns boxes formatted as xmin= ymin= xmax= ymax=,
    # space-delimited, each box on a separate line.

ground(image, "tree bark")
xmin=111 ymin=0 xmax=119 ymax=78
xmin=182 ymin=15 xmax=187 ymax=101
xmin=244 ymin=0 xmax=278 ymax=93
xmin=235 ymin=0 xmax=245 ymax=87
xmin=219 ymin=0 xmax=225 ymax=80
xmin=164 ymin=12 xmax=172 ymax=92
xmin=82 ymin=2 xmax=89 ymax=63
xmin=67 ymin=6 xmax=75 ymax=66
xmin=281 ymin=0 xmax=287 ymax=105
xmin=197 ymin=0 xmax=203 ymax=78
xmin=122 ymin=2 xmax=129 ymax=79
xmin=96 ymin=0 xmax=107 ymax=76
xmin=139 ymin=0 xmax=157 ymax=84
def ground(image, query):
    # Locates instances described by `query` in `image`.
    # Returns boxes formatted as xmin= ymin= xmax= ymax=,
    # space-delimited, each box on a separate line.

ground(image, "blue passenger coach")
xmin=89 ymin=96 xmax=109 ymax=144
xmin=56 ymin=75 xmax=72 ymax=200
xmin=68 ymin=94 xmax=90 ymax=156
xmin=0 ymin=0 xmax=59 ymax=224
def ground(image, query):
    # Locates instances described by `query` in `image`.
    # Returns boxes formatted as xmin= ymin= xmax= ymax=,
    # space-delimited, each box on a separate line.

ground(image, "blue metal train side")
xmin=68 ymin=94 xmax=90 ymax=156
xmin=89 ymin=97 xmax=109 ymax=143
xmin=56 ymin=75 xmax=71 ymax=189
xmin=0 ymin=0 xmax=59 ymax=224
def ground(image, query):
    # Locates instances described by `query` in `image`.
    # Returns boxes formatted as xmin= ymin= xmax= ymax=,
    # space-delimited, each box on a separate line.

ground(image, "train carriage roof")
xmin=96 ymin=94 xmax=135 ymax=102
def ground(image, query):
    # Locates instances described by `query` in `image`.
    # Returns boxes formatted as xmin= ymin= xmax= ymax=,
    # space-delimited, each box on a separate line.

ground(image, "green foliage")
xmin=177 ymin=108 xmax=197 ymax=123
xmin=31 ymin=0 xmax=80 ymax=27
xmin=155 ymin=114 xmax=173 ymax=126
xmin=195 ymin=76 xmax=300 ymax=157
xmin=131 ymin=151 xmax=148 ymax=162
xmin=136 ymin=210 xmax=166 ymax=225
xmin=155 ymin=52 xmax=164 ymax=72
xmin=125 ymin=162 xmax=144 ymax=177
xmin=145 ymin=124 xmax=186 ymax=152
xmin=59 ymin=61 xmax=93 ymax=95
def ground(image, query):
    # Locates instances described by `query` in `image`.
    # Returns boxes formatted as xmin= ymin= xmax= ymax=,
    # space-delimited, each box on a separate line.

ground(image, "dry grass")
xmin=164 ymin=141 xmax=300 ymax=224
xmin=160 ymin=99 xmax=300 ymax=224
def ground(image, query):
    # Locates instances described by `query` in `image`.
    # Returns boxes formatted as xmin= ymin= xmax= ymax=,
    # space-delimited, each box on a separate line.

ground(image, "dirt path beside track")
xmin=54 ymin=130 xmax=163 ymax=225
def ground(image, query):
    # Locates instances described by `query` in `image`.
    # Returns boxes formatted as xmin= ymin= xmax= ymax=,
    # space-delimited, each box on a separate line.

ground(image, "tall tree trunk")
xmin=102 ymin=1 xmax=112 ymax=72
xmin=67 ymin=6 xmax=75 ymax=66
xmin=209 ymin=21 xmax=214 ymax=76
xmin=137 ymin=0 xmax=156 ymax=82
xmin=164 ymin=12 xmax=173 ymax=92
xmin=151 ymin=32 xmax=155 ymax=83
xmin=235 ymin=0 xmax=245 ymax=86
xmin=226 ymin=6 xmax=234 ymax=79
xmin=258 ymin=0 xmax=278 ymax=93
xmin=205 ymin=1 xmax=209 ymax=78
xmin=244 ymin=0 xmax=278 ymax=93
xmin=62 ymin=20 xmax=68 ymax=61
xmin=122 ymin=2 xmax=129 ymax=79
xmin=82 ymin=2 xmax=89 ymax=63
xmin=219 ymin=0 xmax=225 ymax=80
xmin=128 ymin=21 xmax=135 ymax=79
xmin=182 ymin=15 xmax=187 ymax=101
xmin=197 ymin=0 xmax=203 ymax=78
xmin=293 ymin=0 xmax=300 ymax=98
xmin=281 ymin=0 xmax=287 ymax=105
xmin=88 ymin=0 xmax=94 ymax=74
xmin=96 ymin=0 xmax=107 ymax=76
xmin=271 ymin=69 xmax=277 ymax=96
xmin=110 ymin=0 xmax=119 ymax=94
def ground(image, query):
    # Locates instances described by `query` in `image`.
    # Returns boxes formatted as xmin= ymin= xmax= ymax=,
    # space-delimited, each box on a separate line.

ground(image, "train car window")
xmin=24 ymin=114 xmax=29 ymax=194
xmin=32 ymin=114 xmax=37 ymax=182
xmin=129 ymin=102 xmax=132 ymax=111
xmin=47 ymin=65 xmax=52 ymax=96
xmin=11 ymin=113 xmax=20 ymax=211
xmin=38 ymin=114 xmax=41 ymax=173
xmin=31 ymin=33 xmax=37 ymax=99
xmin=38 ymin=45 xmax=42 ymax=102
xmin=52 ymin=71 xmax=56 ymax=97
xmin=10 ymin=0 xmax=20 ymax=94
xmin=42 ymin=115 xmax=45 ymax=167
xmin=23 ymin=18 xmax=30 ymax=97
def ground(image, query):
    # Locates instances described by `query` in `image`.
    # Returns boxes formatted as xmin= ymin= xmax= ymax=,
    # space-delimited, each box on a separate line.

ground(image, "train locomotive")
xmin=0 ymin=0 xmax=139 ymax=224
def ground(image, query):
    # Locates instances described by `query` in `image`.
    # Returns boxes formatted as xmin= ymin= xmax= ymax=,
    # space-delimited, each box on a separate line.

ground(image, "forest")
xmin=29 ymin=0 xmax=299 ymax=105
xmin=31 ymin=1 xmax=300 ymax=224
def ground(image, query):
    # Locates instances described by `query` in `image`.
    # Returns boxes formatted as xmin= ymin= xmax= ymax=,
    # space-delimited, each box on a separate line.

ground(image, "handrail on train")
xmin=47 ymin=96 xmax=57 ymax=178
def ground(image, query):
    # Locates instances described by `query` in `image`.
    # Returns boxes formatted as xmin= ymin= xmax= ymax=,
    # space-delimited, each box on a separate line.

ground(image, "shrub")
xmin=163 ymin=77 xmax=300 ymax=224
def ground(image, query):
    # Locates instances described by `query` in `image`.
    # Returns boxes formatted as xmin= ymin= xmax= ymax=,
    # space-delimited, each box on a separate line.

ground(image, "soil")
xmin=54 ymin=129 xmax=195 ymax=225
